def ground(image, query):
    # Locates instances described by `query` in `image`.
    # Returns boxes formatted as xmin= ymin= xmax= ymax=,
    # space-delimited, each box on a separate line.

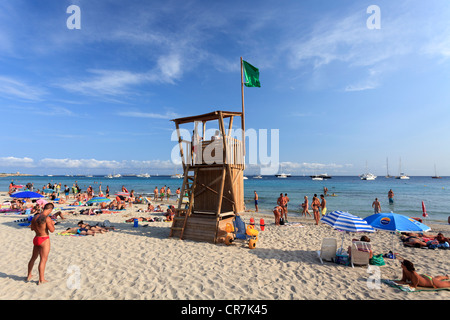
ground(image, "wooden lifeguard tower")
xmin=169 ymin=110 xmax=245 ymax=243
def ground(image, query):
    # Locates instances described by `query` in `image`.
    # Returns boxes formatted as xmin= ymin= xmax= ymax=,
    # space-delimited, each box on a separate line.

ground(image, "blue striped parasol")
xmin=322 ymin=210 xmax=375 ymax=252
xmin=322 ymin=210 xmax=375 ymax=233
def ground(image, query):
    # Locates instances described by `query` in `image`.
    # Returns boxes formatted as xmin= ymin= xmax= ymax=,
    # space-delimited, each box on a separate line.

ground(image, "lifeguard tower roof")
xmin=171 ymin=110 xmax=243 ymax=125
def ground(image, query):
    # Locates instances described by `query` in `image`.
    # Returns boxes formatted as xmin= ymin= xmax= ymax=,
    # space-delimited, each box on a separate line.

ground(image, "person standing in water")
xmin=388 ymin=189 xmax=394 ymax=204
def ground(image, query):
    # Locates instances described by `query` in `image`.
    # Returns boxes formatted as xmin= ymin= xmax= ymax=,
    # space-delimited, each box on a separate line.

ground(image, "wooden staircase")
xmin=170 ymin=165 xmax=198 ymax=239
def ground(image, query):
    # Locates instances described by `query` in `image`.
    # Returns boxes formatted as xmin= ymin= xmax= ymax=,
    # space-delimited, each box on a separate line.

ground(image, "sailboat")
xmin=432 ymin=164 xmax=442 ymax=179
xmin=385 ymin=158 xmax=392 ymax=178
xmin=360 ymin=161 xmax=377 ymax=180
xmin=396 ymin=158 xmax=410 ymax=179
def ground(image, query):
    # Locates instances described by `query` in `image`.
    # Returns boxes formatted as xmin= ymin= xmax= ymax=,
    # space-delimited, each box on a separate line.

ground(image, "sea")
xmin=2 ymin=175 xmax=449 ymax=224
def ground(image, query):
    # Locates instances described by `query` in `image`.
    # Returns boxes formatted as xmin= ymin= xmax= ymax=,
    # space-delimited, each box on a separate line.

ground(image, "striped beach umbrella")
xmin=322 ymin=210 xmax=375 ymax=233
xmin=322 ymin=210 xmax=375 ymax=252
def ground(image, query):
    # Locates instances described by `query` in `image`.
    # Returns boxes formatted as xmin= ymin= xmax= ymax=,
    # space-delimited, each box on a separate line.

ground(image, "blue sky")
xmin=1 ymin=0 xmax=450 ymax=176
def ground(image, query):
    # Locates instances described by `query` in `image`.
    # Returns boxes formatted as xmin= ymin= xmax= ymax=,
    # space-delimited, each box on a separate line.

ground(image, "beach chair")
xmin=317 ymin=238 xmax=337 ymax=264
xmin=350 ymin=241 xmax=372 ymax=268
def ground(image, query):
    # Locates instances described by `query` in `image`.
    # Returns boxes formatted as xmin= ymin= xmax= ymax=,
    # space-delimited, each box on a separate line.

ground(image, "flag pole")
xmin=240 ymin=57 xmax=246 ymax=157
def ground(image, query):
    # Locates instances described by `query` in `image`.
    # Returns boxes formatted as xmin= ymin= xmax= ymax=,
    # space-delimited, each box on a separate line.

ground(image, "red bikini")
xmin=33 ymin=236 xmax=49 ymax=246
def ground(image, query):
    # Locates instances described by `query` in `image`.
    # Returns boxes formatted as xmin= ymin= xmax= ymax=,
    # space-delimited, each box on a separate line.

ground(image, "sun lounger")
xmin=350 ymin=241 xmax=371 ymax=268
xmin=317 ymin=238 xmax=337 ymax=264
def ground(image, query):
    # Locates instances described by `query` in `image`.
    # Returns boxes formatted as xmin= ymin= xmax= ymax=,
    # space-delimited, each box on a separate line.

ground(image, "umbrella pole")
xmin=340 ymin=233 xmax=345 ymax=254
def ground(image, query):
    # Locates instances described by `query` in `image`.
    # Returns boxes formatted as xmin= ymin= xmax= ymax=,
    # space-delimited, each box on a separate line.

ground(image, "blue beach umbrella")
xmin=10 ymin=191 xmax=44 ymax=199
xmin=87 ymin=197 xmax=111 ymax=205
xmin=363 ymin=212 xmax=431 ymax=233
xmin=364 ymin=212 xmax=431 ymax=255
xmin=322 ymin=210 xmax=375 ymax=252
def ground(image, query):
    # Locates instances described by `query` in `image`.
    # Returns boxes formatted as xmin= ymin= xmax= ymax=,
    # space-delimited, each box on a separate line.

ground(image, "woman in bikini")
xmin=395 ymin=259 xmax=450 ymax=289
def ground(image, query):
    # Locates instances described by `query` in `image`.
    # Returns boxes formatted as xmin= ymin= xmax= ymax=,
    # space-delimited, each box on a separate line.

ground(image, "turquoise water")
xmin=2 ymin=175 xmax=449 ymax=223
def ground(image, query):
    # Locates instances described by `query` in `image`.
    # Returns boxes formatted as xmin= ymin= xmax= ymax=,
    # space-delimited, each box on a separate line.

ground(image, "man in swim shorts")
xmin=320 ymin=194 xmax=327 ymax=216
xmin=254 ymin=191 xmax=259 ymax=212
xmin=372 ymin=198 xmax=381 ymax=214
xmin=27 ymin=203 xmax=55 ymax=285
xmin=388 ymin=189 xmax=394 ymax=204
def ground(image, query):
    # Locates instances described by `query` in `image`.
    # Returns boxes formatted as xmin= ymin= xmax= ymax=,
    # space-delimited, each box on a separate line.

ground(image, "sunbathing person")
xmin=154 ymin=205 xmax=163 ymax=212
xmin=164 ymin=207 xmax=174 ymax=221
xmin=395 ymin=259 xmax=450 ymax=289
xmin=125 ymin=217 xmax=152 ymax=222
xmin=61 ymin=226 xmax=96 ymax=236
xmin=50 ymin=211 xmax=66 ymax=220
xmin=145 ymin=203 xmax=155 ymax=212
xmin=347 ymin=236 xmax=373 ymax=258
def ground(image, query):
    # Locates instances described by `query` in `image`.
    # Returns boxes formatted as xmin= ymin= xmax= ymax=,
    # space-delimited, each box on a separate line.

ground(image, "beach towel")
xmin=18 ymin=222 xmax=31 ymax=227
xmin=382 ymin=279 xmax=450 ymax=292
xmin=56 ymin=232 xmax=86 ymax=237
xmin=281 ymin=222 xmax=304 ymax=227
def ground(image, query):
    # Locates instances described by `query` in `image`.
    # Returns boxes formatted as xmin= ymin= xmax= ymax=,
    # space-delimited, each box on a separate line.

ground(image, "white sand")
xmin=0 ymin=193 xmax=449 ymax=300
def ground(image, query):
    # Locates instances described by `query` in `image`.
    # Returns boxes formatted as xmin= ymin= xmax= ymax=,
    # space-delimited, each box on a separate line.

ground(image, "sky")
xmin=1 ymin=0 xmax=450 ymax=176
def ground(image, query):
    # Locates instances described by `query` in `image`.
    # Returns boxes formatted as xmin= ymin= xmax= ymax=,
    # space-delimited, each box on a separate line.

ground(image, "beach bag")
xmin=369 ymin=254 xmax=385 ymax=266
xmin=279 ymin=217 xmax=285 ymax=225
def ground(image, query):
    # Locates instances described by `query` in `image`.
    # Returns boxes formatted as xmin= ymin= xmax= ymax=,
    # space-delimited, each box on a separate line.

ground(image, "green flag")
xmin=243 ymin=60 xmax=261 ymax=87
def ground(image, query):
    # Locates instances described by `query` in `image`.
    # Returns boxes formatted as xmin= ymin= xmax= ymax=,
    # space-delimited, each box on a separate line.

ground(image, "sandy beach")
xmin=0 ymin=192 xmax=449 ymax=301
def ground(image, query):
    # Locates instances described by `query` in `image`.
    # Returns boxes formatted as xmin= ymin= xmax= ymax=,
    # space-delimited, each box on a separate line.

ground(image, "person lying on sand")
xmin=401 ymin=232 xmax=449 ymax=248
xmin=49 ymin=211 xmax=66 ymax=220
xmin=126 ymin=217 xmax=151 ymax=222
xmin=395 ymin=259 xmax=450 ymax=289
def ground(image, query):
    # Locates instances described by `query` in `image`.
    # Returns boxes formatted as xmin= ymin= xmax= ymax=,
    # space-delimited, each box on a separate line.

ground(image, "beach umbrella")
xmin=422 ymin=201 xmax=428 ymax=218
xmin=87 ymin=197 xmax=111 ymax=205
xmin=321 ymin=210 xmax=375 ymax=252
xmin=364 ymin=212 xmax=431 ymax=254
xmin=10 ymin=191 xmax=44 ymax=199
xmin=363 ymin=212 xmax=431 ymax=233
xmin=11 ymin=185 xmax=23 ymax=189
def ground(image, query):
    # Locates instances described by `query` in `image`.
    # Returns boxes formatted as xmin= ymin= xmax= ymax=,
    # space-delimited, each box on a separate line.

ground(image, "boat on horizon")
xmin=137 ymin=173 xmax=150 ymax=178
xmin=275 ymin=173 xmax=291 ymax=178
xmin=310 ymin=173 xmax=332 ymax=179
xmin=171 ymin=173 xmax=183 ymax=179
xmin=396 ymin=173 xmax=410 ymax=180
xmin=360 ymin=173 xmax=377 ymax=180
xmin=396 ymin=158 xmax=410 ymax=179
xmin=312 ymin=176 xmax=323 ymax=181
xmin=253 ymin=175 xmax=263 ymax=179
xmin=432 ymin=164 xmax=442 ymax=179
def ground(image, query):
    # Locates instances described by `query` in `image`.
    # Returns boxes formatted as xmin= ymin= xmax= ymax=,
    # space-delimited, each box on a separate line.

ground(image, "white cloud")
xmin=57 ymin=69 xmax=148 ymax=97
xmin=117 ymin=110 xmax=180 ymax=120
xmin=0 ymin=156 xmax=34 ymax=167
xmin=0 ymin=76 xmax=46 ymax=101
